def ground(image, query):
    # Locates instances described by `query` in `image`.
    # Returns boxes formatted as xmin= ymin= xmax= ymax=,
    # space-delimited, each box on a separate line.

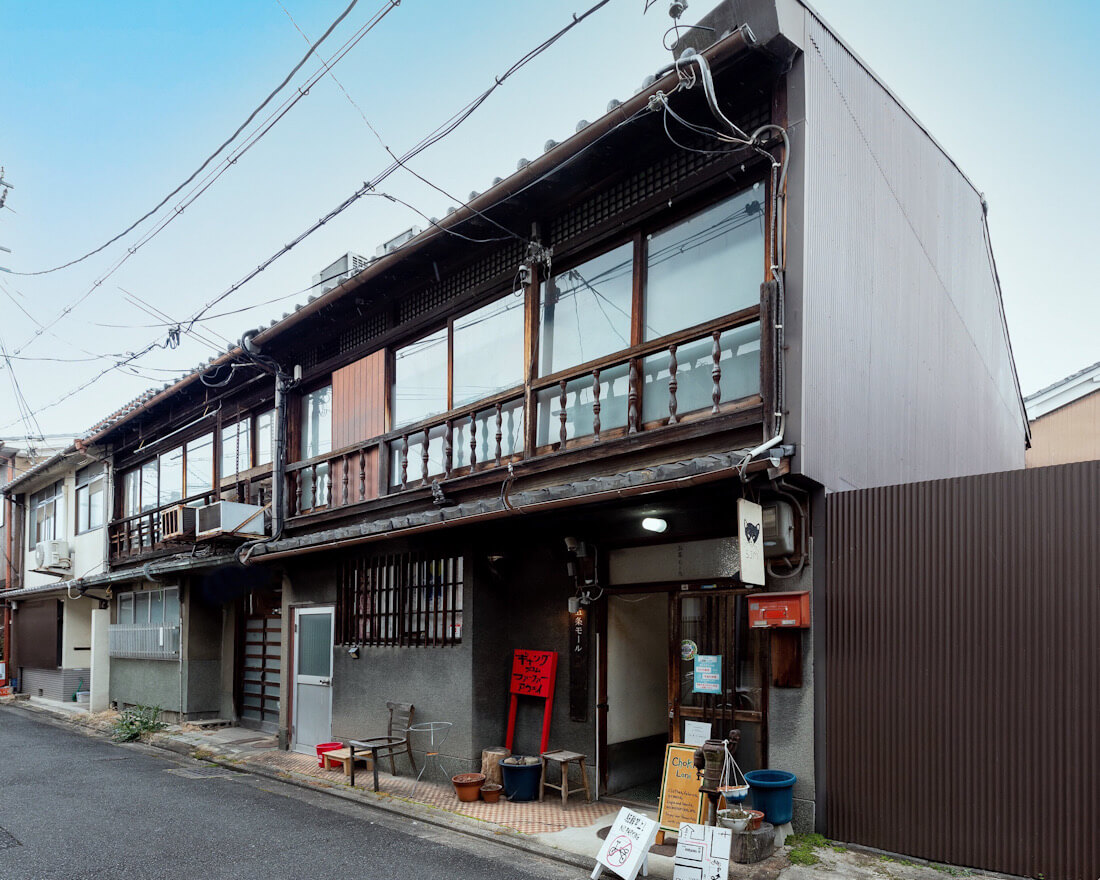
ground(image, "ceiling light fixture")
xmin=642 ymin=517 xmax=668 ymax=533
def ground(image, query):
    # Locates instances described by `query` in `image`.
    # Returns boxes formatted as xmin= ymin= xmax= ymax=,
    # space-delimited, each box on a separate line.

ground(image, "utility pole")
xmin=0 ymin=168 xmax=13 ymax=273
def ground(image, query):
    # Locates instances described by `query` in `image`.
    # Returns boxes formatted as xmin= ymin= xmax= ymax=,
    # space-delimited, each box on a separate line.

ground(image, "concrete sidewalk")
xmin=1 ymin=696 xmax=1003 ymax=880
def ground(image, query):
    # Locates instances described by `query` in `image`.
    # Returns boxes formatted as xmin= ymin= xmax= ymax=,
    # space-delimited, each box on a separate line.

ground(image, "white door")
xmin=292 ymin=606 xmax=334 ymax=755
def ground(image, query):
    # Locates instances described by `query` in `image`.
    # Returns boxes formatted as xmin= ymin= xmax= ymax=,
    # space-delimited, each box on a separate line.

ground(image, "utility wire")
xmin=2 ymin=0 xmax=400 ymax=364
xmin=11 ymin=0 xmax=382 ymax=278
xmin=0 ymin=0 xmax=616 ymax=433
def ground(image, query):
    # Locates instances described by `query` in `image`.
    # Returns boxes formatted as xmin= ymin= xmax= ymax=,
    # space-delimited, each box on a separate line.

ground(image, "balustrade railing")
xmin=285 ymin=316 xmax=761 ymax=518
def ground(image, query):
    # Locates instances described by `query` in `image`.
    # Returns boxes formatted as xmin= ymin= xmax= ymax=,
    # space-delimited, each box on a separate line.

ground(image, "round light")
xmin=642 ymin=517 xmax=667 ymax=533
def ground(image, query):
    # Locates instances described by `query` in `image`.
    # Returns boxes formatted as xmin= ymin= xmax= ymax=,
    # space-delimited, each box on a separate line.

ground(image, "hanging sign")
xmin=673 ymin=823 xmax=732 ymax=880
xmin=656 ymin=743 xmax=709 ymax=834
xmin=592 ymin=807 xmax=659 ymax=880
xmin=569 ymin=608 xmax=589 ymax=722
xmin=693 ymin=655 xmax=722 ymax=695
xmin=737 ymin=499 xmax=765 ymax=586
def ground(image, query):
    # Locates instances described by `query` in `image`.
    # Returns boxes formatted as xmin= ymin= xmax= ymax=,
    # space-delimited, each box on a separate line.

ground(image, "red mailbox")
xmin=748 ymin=591 xmax=810 ymax=628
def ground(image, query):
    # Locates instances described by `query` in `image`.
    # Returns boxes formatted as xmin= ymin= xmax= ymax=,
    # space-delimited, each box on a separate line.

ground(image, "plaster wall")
xmin=90 ymin=608 xmax=110 ymax=712
xmin=60 ymin=597 xmax=93 ymax=668
xmin=607 ymin=594 xmax=668 ymax=744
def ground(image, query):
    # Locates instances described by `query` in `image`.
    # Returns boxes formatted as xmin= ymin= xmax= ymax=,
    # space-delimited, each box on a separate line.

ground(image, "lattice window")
xmin=398 ymin=241 xmax=524 ymax=324
xmin=336 ymin=553 xmax=464 ymax=647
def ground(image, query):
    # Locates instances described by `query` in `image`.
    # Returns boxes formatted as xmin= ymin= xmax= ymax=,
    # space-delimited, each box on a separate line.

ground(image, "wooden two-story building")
xmin=49 ymin=0 xmax=1027 ymax=833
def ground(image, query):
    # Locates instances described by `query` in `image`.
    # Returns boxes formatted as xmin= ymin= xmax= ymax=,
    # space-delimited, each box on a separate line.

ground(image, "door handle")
xmin=319 ymin=678 xmax=332 ymax=686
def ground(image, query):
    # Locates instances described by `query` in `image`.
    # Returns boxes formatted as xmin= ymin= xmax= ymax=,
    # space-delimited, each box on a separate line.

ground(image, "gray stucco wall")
xmin=182 ymin=587 xmax=223 ymax=717
xmin=110 ymin=658 xmax=181 ymax=714
xmin=789 ymin=10 xmax=1027 ymax=490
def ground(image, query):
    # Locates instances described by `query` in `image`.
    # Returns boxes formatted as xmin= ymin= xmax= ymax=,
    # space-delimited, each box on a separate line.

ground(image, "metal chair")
xmin=348 ymin=701 xmax=417 ymax=790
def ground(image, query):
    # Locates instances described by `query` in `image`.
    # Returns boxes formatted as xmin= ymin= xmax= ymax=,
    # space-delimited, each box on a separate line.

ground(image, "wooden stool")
xmin=539 ymin=750 xmax=591 ymax=808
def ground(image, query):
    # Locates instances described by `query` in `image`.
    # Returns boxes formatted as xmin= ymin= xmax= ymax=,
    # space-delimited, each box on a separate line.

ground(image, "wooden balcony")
xmin=287 ymin=312 xmax=764 ymax=521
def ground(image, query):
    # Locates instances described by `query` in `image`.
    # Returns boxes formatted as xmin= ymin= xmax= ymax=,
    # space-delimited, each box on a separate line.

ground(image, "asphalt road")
xmin=0 ymin=706 xmax=583 ymax=880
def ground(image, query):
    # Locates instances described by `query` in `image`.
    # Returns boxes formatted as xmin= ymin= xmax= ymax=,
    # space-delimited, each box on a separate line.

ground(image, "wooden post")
xmin=592 ymin=369 xmax=602 ymax=442
xmin=711 ymin=330 xmax=722 ymax=413
xmin=668 ymin=343 xmax=679 ymax=425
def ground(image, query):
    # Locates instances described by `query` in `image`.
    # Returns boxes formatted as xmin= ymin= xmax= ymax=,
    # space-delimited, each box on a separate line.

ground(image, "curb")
xmin=1 ymin=699 xmax=596 ymax=872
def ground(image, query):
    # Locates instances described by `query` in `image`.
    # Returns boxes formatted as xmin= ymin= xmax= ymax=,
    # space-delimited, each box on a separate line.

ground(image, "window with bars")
xmin=337 ymin=554 xmax=464 ymax=647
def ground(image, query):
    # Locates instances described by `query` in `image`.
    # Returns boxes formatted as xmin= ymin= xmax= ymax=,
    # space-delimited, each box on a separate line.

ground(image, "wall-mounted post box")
xmin=748 ymin=591 xmax=810 ymax=628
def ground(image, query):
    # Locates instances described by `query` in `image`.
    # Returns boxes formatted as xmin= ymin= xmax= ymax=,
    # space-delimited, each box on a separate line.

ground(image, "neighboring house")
xmin=1023 ymin=360 xmax=1100 ymax=467
xmin=6 ymin=0 xmax=1028 ymax=833
xmin=0 ymin=441 xmax=110 ymax=708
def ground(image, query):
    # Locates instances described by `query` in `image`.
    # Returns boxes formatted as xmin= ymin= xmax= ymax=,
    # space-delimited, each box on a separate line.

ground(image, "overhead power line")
xmin=12 ymin=0 xmax=387 ymax=278
xmin=0 ymin=0 xmax=616 ymax=433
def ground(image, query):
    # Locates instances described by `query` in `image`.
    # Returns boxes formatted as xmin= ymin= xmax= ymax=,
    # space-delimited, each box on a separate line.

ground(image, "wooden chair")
xmin=348 ymin=701 xmax=417 ymax=789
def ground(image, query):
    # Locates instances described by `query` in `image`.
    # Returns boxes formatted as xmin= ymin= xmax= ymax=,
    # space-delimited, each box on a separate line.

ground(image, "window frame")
xmin=28 ymin=480 xmax=64 ymax=548
xmin=119 ymin=431 xmax=216 ymax=519
xmin=75 ymin=463 xmax=106 ymax=534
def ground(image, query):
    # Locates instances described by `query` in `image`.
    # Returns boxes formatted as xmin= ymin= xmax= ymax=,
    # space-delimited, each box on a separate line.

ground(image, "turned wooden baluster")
xmin=469 ymin=412 xmax=477 ymax=470
xmin=667 ymin=343 xmax=680 ymax=425
xmin=342 ymin=453 xmax=350 ymax=506
xmin=293 ymin=470 xmax=302 ymax=516
xmin=421 ymin=429 xmax=430 ymax=486
xmin=592 ymin=369 xmax=602 ymax=442
xmin=711 ymin=330 xmax=722 ymax=413
xmin=400 ymin=435 xmax=409 ymax=490
xmin=311 ymin=462 xmax=320 ymax=509
xmin=443 ymin=420 xmax=453 ymax=479
xmin=495 ymin=403 xmax=503 ymax=466
xmin=558 ymin=379 xmax=568 ymax=449
xmin=359 ymin=449 xmax=366 ymax=501
xmin=627 ymin=359 xmax=639 ymax=433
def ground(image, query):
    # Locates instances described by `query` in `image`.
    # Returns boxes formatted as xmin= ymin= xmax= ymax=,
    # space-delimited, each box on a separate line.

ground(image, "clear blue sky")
xmin=1 ymin=0 xmax=1096 ymax=440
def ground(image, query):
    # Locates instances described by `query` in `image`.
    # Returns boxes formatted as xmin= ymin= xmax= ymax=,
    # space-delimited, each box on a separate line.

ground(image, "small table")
xmin=408 ymin=721 xmax=453 ymax=784
xmin=321 ymin=747 xmax=373 ymax=776
xmin=348 ymin=737 xmax=406 ymax=792
xmin=540 ymin=749 xmax=591 ymax=808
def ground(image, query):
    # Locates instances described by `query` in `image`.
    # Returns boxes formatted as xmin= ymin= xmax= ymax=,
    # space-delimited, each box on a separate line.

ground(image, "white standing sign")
xmin=737 ymin=498 xmax=766 ymax=586
xmin=673 ymin=823 xmax=732 ymax=880
xmin=592 ymin=807 xmax=659 ymax=880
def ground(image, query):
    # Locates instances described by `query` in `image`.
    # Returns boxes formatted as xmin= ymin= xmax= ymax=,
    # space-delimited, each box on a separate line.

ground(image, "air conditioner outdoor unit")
xmin=35 ymin=540 xmax=72 ymax=571
xmin=196 ymin=501 xmax=266 ymax=540
xmin=160 ymin=505 xmax=197 ymax=541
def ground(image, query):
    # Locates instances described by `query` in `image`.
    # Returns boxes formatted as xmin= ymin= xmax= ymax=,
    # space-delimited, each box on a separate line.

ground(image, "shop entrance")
xmin=599 ymin=587 xmax=767 ymax=801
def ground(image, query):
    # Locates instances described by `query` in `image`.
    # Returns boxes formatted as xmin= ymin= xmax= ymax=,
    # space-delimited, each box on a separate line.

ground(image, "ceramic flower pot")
xmin=452 ymin=773 xmax=487 ymax=802
xmin=480 ymin=783 xmax=502 ymax=803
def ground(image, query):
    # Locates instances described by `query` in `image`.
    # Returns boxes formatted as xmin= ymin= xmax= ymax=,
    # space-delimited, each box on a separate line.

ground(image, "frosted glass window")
xmin=122 ymin=470 xmax=141 ymax=518
xmin=119 ymin=594 xmax=134 ymax=625
xmin=149 ymin=591 xmax=164 ymax=625
xmin=163 ymin=589 xmax=180 ymax=624
xmin=641 ymin=322 xmax=761 ymax=423
xmin=298 ymin=613 xmax=332 ymax=677
xmin=134 ymin=592 xmax=150 ymax=625
xmin=644 ymin=186 xmax=765 ymax=340
xmin=539 ymin=243 xmax=633 ymax=375
xmin=452 ymin=295 xmax=524 ymax=408
xmin=256 ymin=410 xmax=276 ymax=466
xmin=301 ymin=386 xmax=332 ymax=460
xmin=394 ymin=329 xmax=448 ymax=428
xmin=141 ymin=461 xmax=158 ymax=512
xmin=186 ymin=434 xmax=214 ymax=497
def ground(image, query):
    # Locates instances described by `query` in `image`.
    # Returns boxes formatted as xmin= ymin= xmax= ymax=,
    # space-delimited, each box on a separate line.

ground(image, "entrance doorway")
xmin=671 ymin=590 xmax=767 ymax=771
xmin=237 ymin=590 xmax=281 ymax=734
xmin=604 ymin=593 xmax=670 ymax=800
xmin=292 ymin=606 xmax=334 ymax=755
xmin=599 ymin=587 xmax=768 ymax=800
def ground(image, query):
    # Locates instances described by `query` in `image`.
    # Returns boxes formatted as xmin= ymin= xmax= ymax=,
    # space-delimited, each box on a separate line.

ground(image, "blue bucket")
xmin=745 ymin=769 xmax=797 ymax=825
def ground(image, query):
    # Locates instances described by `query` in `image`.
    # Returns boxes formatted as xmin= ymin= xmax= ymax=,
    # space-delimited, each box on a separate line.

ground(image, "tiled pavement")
xmin=250 ymin=749 xmax=615 ymax=835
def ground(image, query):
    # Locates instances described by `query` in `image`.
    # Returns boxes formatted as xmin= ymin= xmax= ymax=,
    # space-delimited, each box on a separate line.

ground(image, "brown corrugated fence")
xmin=826 ymin=462 xmax=1100 ymax=880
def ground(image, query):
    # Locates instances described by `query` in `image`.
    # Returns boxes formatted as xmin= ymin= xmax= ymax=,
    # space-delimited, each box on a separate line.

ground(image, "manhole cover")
xmin=166 ymin=767 xmax=237 ymax=779
xmin=0 ymin=826 xmax=21 ymax=849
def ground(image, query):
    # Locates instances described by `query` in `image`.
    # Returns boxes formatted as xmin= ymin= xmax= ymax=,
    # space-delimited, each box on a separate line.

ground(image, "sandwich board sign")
xmin=656 ymin=743 xmax=708 ymax=835
xmin=673 ymin=823 xmax=732 ymax=880
xmin=591 ymin=807 xmax=659 ymax=880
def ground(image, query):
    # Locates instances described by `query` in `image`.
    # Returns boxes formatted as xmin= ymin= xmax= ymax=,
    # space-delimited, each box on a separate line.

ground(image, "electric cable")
xmin=11 ymin=0 xmax=391 ymax=278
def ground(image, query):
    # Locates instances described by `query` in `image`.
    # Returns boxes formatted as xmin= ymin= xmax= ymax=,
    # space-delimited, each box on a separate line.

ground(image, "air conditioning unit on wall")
xmin=160 ymin=505 xmax=197 ymax=541
xmin=35 ymin=540 xmax=72 ymax=571
xmin=196 ymin=501 xmax=266 ymax=540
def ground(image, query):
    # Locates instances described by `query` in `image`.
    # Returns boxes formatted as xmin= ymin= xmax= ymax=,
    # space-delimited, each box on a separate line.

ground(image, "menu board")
xmin=656 ymin=743 xmax=708 ymax=834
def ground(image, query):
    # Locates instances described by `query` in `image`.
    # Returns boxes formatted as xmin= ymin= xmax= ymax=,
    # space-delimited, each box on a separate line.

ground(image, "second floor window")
xmin=29 ymin=481 xmax=63 ymax=546
xmin=121 ymin=432 xmax=215 ymax=517
xmin=393 ymin=292 xmax=525 ymax=428
xmin=76 ymin=464 xmax=105 ymax=533
xmin=300 ymin=386 xmax=332 ymax=507
xmin=221 ymin=418 xmax=252 ymax=479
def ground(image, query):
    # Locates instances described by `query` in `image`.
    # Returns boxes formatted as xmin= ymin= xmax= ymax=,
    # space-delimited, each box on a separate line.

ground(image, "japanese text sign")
xmin=510 ymin=649 xmax=557 ymax=698
xmin=693 ymin=655 xmax=722 ymax=695
xmin=593 ymin=807 xmax=659 ymax=880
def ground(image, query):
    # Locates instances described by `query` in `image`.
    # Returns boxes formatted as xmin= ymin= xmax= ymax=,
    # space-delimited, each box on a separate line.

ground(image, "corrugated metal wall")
xmin=795 ymin=14 xmax=1026 ymax=490
xmin=826 ymin=462 xmax=1100 ymax=879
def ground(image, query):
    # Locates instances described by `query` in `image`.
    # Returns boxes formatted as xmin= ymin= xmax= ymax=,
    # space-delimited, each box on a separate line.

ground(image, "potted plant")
xmin=717 ymin=806 xmax=754 ymax=833
xmin=452 ymin=772 xmax=486 ymax=802
xmin=480 ymin=783 xmax=503 ymax=803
